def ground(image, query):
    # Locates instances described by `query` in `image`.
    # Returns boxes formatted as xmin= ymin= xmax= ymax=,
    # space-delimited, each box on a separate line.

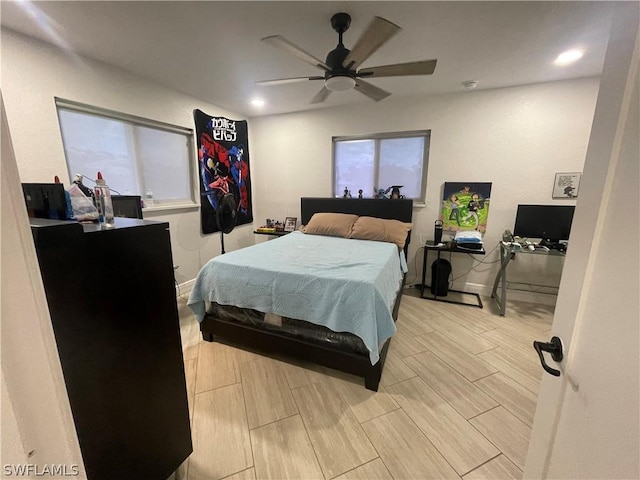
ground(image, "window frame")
xmin=55 ymin=97 xmax=198 ymax=211
xmin=332 ymin=130 xmax=430 ymax=203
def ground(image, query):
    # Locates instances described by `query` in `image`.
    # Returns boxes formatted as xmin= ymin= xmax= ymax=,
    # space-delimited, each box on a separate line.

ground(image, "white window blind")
xmin=333 ymin=130 xmax=430 ymax=201
xmin=56 ymin=98 xmax=196 ymax=208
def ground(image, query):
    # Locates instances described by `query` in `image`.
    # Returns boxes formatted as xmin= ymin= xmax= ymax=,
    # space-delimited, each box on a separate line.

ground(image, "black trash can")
xmin=431 ymin=259 xmax=451 ymax=296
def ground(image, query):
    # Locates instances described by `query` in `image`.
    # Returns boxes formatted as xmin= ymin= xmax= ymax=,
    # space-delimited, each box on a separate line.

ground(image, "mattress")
xmin=206 ymin=302 xmax=370 ymax=354
xmin=187 ymin=231 xmax=406 ymax=364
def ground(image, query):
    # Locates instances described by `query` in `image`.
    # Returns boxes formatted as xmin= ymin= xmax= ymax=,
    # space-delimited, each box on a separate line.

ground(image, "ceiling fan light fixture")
xmin=258 ymin=13 xmax=437 ymax=104
xmin=325 ymin=75 xmax=356 ymax=92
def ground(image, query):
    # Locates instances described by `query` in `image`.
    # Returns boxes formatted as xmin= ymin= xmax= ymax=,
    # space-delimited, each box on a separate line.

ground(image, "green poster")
xmin=440 ymin=182 xmax=492 ymax=233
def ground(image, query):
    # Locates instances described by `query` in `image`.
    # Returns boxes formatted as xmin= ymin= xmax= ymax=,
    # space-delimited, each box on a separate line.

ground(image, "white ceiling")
xmin=1 ymin=1 xmax=617 ymax=117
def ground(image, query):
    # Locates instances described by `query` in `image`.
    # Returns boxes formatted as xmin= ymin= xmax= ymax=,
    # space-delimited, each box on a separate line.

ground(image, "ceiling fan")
xmin=256 ymin=12 xmax=437 ymax=104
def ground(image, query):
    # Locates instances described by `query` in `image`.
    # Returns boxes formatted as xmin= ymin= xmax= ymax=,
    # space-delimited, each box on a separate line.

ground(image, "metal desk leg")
xmin=421 ymin=246 xmax=428 ymax=297
xmin=491 ymin=244 xmax=512 ymax=316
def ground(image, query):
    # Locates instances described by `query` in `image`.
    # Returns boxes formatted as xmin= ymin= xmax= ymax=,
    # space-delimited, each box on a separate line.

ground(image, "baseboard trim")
xmin=447 ymin=281 xmax=558 ymax=306
xmin=176 ymin=278 xmax=195 ymax=299
xmin=500 ymin=289 xmax=558 ymax=306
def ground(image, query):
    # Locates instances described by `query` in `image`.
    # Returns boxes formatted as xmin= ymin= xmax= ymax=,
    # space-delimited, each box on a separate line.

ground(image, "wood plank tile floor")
xmin=176 ymin=290 xmax=554 ymax=480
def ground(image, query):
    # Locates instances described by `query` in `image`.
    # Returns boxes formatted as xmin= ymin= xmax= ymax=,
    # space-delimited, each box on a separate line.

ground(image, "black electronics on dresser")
xmin=30 ymin=218 xmax=191 ymax=480
xmin=111 ymin=195 xmax=144 ymax=219
xmin=22 ymin=182 xmax=67 ymax=219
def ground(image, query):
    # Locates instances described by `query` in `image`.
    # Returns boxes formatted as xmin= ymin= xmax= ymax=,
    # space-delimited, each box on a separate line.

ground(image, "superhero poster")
xmin=194 ymin=110 xmax=253 ymax=234
xmin=440 ymin=182 xmax=492 ymax=233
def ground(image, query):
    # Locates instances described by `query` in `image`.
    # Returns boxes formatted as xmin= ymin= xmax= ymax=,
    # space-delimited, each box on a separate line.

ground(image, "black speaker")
xmin=431 ymin=259 xmax=451 ymax=296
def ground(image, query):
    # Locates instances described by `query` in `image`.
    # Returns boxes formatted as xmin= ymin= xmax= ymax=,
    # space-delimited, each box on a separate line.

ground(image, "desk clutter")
xmin=453 ymin=230 xmax=484 ymax=251
xmin=255 ymin=218 xmax=285 ymax=234
xmin=503 ymin=240 xmax=550 ymax=252
xmin=255 ymin=217 xmax=298 ymax=235
xmin=501 ymin=233 xmax=567 ymax=253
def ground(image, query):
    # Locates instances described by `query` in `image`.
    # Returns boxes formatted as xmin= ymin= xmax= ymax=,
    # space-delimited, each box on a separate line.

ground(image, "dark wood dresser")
xmin=30 ymin=217 xmax=192 ymax=480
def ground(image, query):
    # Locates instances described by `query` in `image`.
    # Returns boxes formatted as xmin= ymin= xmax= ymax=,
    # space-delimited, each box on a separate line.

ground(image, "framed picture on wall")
xmin=284 ymin=217 xmax=297 ymax=232
xmin=553 ymin=172 xmax=581 ymax=199
xmin=440 ymin=182 xmax=492 ymax=233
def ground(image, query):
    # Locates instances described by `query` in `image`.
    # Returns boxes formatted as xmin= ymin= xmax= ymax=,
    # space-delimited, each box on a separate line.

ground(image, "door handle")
xmin=533 ymin=336 xmax=563 ymax=377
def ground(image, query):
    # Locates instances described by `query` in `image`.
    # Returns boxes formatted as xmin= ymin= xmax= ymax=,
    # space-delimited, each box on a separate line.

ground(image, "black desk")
xmin=420 ymin=241 xmax=485 ymax=308
xmin=491 ymin=241 xmax=565 ymax=316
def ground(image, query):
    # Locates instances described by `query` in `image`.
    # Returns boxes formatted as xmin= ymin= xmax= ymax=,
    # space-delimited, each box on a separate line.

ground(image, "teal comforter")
xmin=187 ymin=231 xmax=406 ymax=364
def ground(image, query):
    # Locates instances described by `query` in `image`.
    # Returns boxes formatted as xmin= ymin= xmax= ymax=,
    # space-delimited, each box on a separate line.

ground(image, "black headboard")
xmin=301 ymin=197 xmax=413 ymax=224
xmin=300 ymin=197 xmax=414 ymax=252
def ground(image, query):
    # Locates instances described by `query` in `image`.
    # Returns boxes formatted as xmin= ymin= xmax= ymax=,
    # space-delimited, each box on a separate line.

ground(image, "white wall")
xmin=2 ymin=28 xmax=599 ymax=298
xmin=1 ymin=29 xmax=255 ymax=286
xmin=1 ymin=93 xmax=85 ymax=476
xmin=250 ymin=78 xmax=598 ymax=297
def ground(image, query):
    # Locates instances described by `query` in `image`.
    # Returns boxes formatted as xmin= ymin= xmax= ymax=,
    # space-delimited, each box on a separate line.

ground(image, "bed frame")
xmin=200 ymin=197 xmax=413 ymax=390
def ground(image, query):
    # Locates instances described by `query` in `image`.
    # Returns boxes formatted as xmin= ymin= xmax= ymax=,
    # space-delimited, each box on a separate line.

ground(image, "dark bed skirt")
xmin=205 ymin=302 xmax=370 ymax=354
xmin=201 ymin=313 xmax=392 ymax=391
xmin=199 ymin=276 xmax=405 ymax=391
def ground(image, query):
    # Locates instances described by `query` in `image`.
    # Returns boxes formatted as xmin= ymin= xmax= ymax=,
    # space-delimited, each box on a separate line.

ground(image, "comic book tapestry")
xmin=194 ymin=110 xmax=253 ymax=234
xmin=440 ymin=182 xmax=492 ymax=233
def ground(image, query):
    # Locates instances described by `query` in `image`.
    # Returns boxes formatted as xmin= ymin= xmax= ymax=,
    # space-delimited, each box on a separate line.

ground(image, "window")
xmin=56 ymin=98 xmax=196 ymax=209
xmin=333 ymin=130 xmax=430 ymax=201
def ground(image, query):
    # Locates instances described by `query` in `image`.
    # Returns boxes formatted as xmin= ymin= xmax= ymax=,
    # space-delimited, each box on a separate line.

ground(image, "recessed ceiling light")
xmin=554 ymin=49 xmax=584 ymax=66
xmin=250 ymin=99 xmax=265 ymax=107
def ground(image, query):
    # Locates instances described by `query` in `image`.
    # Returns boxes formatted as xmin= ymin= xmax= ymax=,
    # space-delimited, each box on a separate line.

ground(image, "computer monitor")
xmin=513 ymin=204 xmax=575 ymax=245
xmin=111 ymin=195 xmax=143 ymax=219
xmin=22 ymin=183 xmax=68 ymax=220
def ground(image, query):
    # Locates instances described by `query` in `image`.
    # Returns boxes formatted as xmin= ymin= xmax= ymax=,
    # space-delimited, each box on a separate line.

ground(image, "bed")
xmin=188 ymin=197 xmax=413 ymax=390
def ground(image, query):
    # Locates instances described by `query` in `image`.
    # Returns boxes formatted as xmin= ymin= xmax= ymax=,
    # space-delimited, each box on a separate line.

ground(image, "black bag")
xmin=431 ymin=259 xmax=451 ymax=296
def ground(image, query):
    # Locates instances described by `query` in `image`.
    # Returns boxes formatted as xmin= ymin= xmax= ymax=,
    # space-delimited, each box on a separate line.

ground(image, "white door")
xmin=525 ymin=6 xmax=639 ymax=479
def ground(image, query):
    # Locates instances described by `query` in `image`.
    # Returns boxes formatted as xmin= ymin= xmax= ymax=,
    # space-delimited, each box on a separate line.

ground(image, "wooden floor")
xmin=176 ymin=289 xmax=554 ymax=480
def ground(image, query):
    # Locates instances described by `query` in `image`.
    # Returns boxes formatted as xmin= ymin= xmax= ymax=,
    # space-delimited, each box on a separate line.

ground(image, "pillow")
xmin=302 ymin=213 xmax=358 ymax=238
xmin=350 ymin=216 xmax=412 ymax=249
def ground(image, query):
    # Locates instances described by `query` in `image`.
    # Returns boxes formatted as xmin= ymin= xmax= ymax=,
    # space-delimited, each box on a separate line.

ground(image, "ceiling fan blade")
xmin=256 ymin=76 xmax=324 ymax=86
xmin=354 ymin=79 xmax=391 ymax=102
xmin=310 ymin=86 xmax=331 ymax=104
xmin=358 ymin=59 xmax=437 ymax=78
xmin=261 ymin=35 xmax=330 ymax=71
xmin=342 ymin=17 xmax=401 ymax=70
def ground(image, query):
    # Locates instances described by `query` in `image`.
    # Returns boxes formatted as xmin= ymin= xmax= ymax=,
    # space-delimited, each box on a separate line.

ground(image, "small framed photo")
xmin=553 ymin=172 xmax=581 ymax=199
xmin=284 ymin=217 xmax=298 ymax=232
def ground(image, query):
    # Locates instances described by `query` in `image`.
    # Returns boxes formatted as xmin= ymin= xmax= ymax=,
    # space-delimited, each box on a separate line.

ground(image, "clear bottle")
xmin=145 ymin=188 xmax=155 ymax=208
xmin=94 ymin=171 xmax=115 ymax=227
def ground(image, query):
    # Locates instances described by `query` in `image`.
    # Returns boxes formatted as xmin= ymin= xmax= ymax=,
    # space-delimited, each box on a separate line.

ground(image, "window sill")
xmin=143 ymin=203 xmax=199 ymax=214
